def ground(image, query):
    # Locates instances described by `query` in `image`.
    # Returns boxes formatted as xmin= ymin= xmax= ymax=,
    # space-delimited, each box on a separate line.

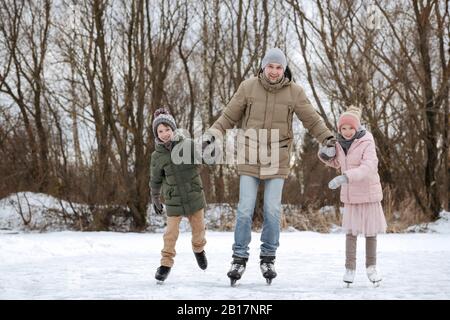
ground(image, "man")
xmin=207 ymin=48 xmax=335 ymax=285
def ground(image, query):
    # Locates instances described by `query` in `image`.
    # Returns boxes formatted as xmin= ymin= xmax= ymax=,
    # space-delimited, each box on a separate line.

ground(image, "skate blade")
xmin=156 ymin=280 xmax=165 ymax=285
xmin=372 ymin=280 xmax=381 ymax=287
xmin=227 ymin=273 xmax=242 ymax=280
xmin=266 ymin=278 xmax=272 ymax=285
xmin=230 ymin=279 xmax=238 ymax=287
xmin=344 ymin=281 xmax=352 ymax=288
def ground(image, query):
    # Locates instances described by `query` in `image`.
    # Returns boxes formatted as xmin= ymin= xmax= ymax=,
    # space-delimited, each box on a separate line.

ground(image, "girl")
xmin=150 ymin=108 xmax=207 ymax=283
xmin=319 ymin=105 xmax=387 ymax=287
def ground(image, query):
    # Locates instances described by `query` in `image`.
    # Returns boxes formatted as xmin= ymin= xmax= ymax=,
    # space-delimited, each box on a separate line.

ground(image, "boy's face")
xmin=340 ymin=124 xmax=356 ymax=140
xmin=157 ymin=124 xmax=174 ymax=143
xmin=264 ymin=63 xmax=284 ymax=83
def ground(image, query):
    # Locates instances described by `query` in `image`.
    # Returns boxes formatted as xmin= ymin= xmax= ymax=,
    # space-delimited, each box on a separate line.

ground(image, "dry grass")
xmin=211 ymin=194 xmax=434 ymax=233
xmin=385 ymin=197 xmax=433 ymax=233
xmin=282 ymin=206 xmax=339 ymax=233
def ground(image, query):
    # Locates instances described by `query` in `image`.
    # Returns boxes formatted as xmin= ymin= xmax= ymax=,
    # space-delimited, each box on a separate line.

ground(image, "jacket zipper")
xmin=343 ymin=138 xmax=361 ymax=203
xmin=264 ymin=92 xmax=269 ymax=128
xmin=245 ymin=102 xmax=253 ymax=127
xmin=287 ymin=105 xmax=293 ymax=138
xmin=344 ymin=155 xmax=349 ymax=202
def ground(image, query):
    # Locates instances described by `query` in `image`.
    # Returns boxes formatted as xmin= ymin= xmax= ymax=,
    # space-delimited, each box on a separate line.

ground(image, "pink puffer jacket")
xmin=320 ymin=131 xmax=383 ymax=204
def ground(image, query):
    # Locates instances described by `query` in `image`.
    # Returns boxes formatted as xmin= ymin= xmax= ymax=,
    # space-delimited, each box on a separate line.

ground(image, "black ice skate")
xmin=155 ymin=265 xmax=171 ymax=284
xmin=194 ymin=250 xmax=208 ymax=270
xmin=260 ymin=256 xmax=277 ymax=285
xmin=227 ymin=257 xmax=247 ymax=287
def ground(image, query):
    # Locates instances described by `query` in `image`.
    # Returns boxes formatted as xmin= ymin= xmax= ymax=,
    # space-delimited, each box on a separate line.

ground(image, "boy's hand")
xmin=152 ymin=195 xmax=164 ymax=215
xmin=328 ymin=174 xmax=348 ymax=189
xmin=151 ymin=187 xmax=164 ymax=215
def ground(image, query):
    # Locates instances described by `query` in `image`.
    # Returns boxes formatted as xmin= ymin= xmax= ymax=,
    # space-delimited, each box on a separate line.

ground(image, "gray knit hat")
xmin=261 ymin=48 xmax=287 ymax=71
xmin=152 ymin=107 xmax=177 ymax=140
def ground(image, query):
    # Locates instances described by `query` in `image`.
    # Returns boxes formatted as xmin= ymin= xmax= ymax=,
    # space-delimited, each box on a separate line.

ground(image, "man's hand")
xmin=324 ymin=136 xmax=337 ymax=147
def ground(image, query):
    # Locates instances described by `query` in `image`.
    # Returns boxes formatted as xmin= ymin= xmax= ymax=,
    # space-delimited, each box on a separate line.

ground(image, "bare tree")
xmin=0 ymin=0 xmax=53 ymax=189
xmin=286 ymin=0 xmax=449 ymax=218
xmin=1 ymin=0 xmax=446 ymax=232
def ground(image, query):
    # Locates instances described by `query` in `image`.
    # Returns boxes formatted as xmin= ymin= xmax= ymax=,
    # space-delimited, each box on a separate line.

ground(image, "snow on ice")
xmin=0 ymin=193 xmax=449 ymax=299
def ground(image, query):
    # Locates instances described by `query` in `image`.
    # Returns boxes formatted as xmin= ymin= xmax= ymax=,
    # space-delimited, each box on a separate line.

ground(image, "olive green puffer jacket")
xmin=150 ymin=138 xmax=206 ymax=216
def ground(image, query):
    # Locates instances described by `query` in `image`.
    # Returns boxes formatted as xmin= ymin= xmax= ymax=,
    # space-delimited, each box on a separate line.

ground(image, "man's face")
xmin=264 ymin=63 xmax=284 ymax=83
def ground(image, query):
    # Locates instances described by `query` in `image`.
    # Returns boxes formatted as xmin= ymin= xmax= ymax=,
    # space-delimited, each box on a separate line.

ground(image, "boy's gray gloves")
xmin=328 ymin=174 xmax=349 ymax=189
xmin=151 ymin=187 xmax=164 ymax=215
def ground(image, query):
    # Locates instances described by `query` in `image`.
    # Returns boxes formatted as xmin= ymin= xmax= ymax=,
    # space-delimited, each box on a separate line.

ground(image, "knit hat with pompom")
xmin=337 ymin=105 xmax=362 ymax=130
xmin=152 ymin=107 xmax=177 ymax=141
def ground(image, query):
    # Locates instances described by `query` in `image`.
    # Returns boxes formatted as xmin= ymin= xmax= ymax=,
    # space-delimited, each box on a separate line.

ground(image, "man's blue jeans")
xmin=232 ymin=175 xmax=284 ymax=259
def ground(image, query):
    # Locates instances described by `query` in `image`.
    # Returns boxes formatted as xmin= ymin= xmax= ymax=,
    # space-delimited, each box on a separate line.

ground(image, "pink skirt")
xmin=342 ymin=202 xmax=387 ymax=236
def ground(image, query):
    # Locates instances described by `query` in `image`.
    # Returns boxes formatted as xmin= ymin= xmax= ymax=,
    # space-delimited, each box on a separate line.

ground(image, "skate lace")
xmin=231 ymin=263 xmax=244 ymax=271
xmin=261 ymin=262 xmax=274 ymax=272
xmin=366 ymin=266 xmax=382 ymax=281
xmin=367 ymin=266 xmax=377 ymax=275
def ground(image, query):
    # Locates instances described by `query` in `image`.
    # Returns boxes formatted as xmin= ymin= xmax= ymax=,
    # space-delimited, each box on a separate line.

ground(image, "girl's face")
xmin=264 ymin=63 xmax=284 ymax=83
xmin=340 ymin=124 xmax=356 ymax=140
xmin=157 ymin=124 xmax=174 ymax=143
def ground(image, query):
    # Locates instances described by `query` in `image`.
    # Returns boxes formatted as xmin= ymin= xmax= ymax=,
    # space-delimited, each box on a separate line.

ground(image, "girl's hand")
xmin=328 ymin=174 xmax=348 ymax=189
xmin=319 ymin=145 xmax=336 ymax=161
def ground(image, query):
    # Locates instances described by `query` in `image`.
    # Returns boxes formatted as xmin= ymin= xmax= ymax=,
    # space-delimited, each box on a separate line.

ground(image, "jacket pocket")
xmin=163 ymin=186 xmax=172 ymax=200
xmin=191 ymin=181 xmax=203 ymax=192
xmin=277 ymin=145 xmax=290 ymax=168
xmin=164 ymin=165 xmax=177 ymax=185
xmin=190 ymin=174 xmax=203 ymax=191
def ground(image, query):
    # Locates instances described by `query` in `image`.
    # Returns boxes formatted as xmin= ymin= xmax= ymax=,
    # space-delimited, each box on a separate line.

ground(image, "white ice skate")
xmin=343 ymin=269 xmax=355 ymax=287
xmin=366 ymin=265 xmax=382 ymax=287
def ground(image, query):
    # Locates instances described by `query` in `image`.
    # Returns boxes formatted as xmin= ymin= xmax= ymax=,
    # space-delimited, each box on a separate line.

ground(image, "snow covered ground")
xmin=1 ymin=230 xmax=449 ymax=300
xmin=1 ymin=193 xmax=449 ymax=300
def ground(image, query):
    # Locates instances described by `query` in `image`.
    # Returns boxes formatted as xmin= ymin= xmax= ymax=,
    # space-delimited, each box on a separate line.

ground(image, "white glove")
xmin=319 ymin=145 xmax=336 ymax=160
xmin=328 ymin=174 xmax=348 ymax=189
